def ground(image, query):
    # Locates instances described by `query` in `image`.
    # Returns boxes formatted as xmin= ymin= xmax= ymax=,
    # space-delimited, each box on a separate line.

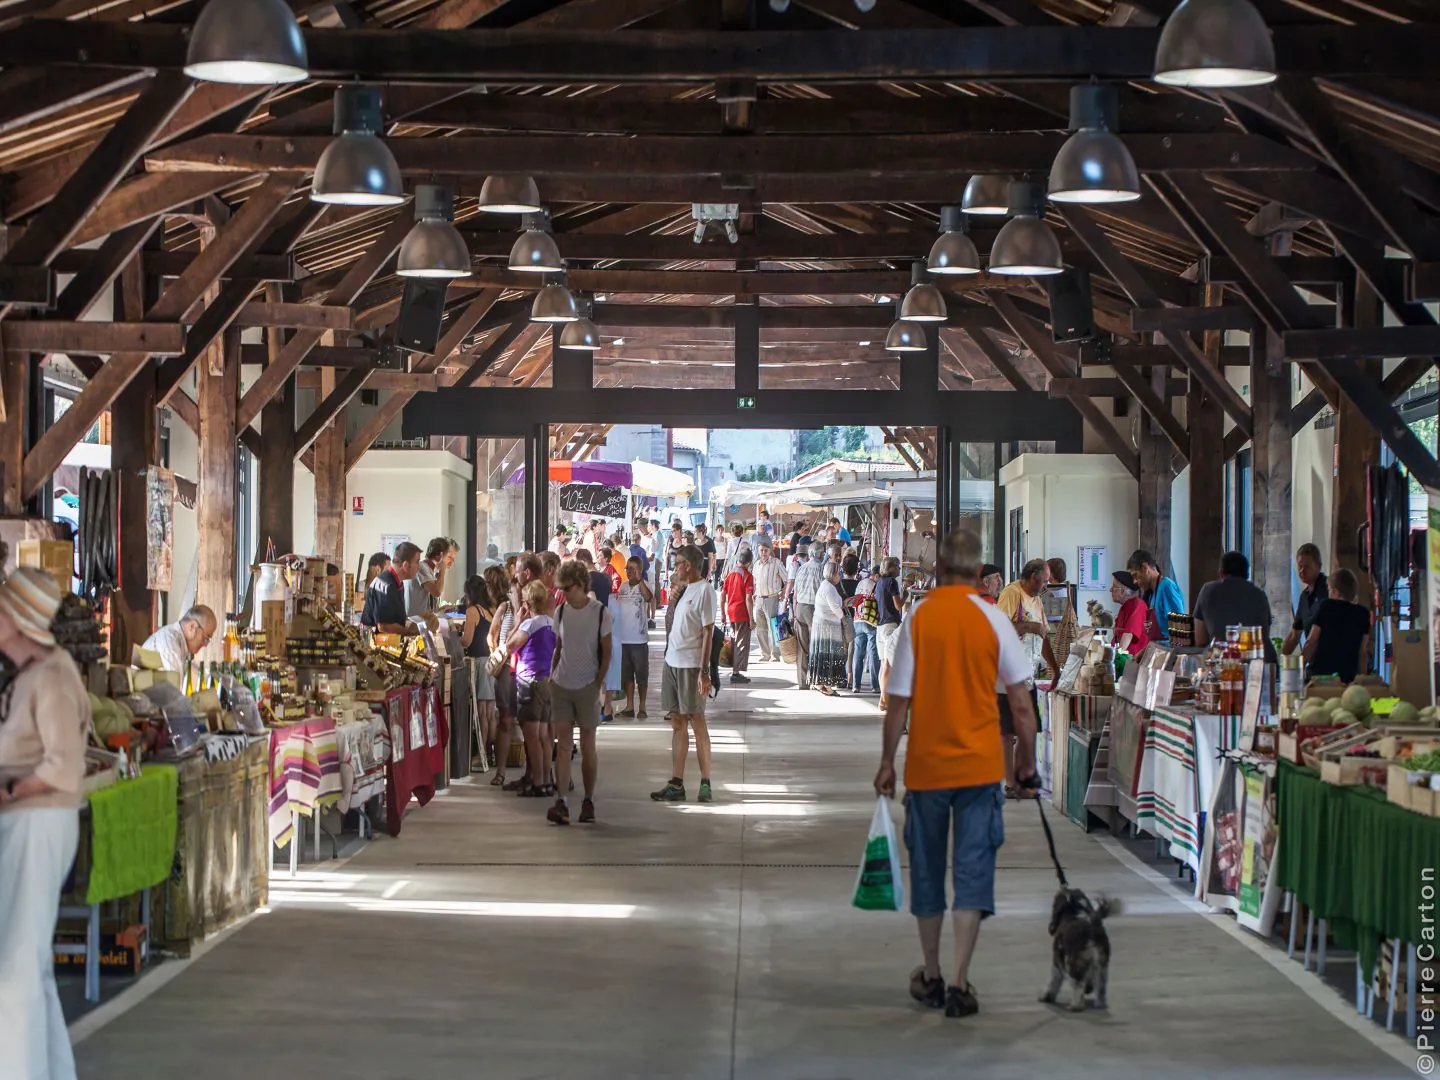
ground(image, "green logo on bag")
xmin=852 ymin=836 xmax=898 ymax=911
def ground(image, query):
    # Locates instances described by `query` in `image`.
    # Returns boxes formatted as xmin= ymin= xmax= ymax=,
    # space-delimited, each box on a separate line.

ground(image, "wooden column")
xmin=0 ymin=346 xmax=28 ymax=516
xmin=1251 ymin=230 xmax=1295 ymax=632
xmin=258 ymin=283 xmax=295 ymax=555
xmin=313 ymin=366 xmax=346 ymax=568
xmin=196 ymin=327 xmax=240 ymax=653
xmin=111 ymin=254 xmax=156 ymax=659
xmin=1138 ymin=427 xmax=1173 ymax=575
xmin=1187 ymin=284 xmax=1225 ymax=609
xmin=1332 ymin=280 xmax=1383 ymax=603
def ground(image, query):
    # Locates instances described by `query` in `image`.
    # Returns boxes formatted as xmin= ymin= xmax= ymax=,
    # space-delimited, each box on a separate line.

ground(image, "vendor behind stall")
xmin=1301 ymin=568 xmax=1372 ymax=682
xmin=142 ymin=603 xmax=216 ymax=673
xmin=362 ymin=542 xmax=422 ymax=636
xmin=1192 ymin=551 xmax=1277 ymax=664
xmin=1109 ymin=571 xmax=1150 ymax=656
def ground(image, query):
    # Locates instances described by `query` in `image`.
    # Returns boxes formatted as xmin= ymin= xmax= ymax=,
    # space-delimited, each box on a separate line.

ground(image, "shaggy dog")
xmin=1040 ymin=887 xmax=1121 ymax=1012
xmin=1086 ymin=599 xmax=1114 ymax=629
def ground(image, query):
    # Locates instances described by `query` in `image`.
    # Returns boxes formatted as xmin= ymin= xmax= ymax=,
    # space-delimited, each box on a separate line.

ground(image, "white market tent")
xmin=628 ymin=459 xmax=695 ymax=499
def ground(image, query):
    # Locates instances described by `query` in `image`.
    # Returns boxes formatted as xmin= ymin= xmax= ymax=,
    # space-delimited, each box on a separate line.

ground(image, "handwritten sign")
xmin=559 ymin=483 xmax=627 ymax=518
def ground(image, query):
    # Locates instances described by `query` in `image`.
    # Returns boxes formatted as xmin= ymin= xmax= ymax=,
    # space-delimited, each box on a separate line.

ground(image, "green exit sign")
xmin=737 ymin=395 xmax=756 ymax=410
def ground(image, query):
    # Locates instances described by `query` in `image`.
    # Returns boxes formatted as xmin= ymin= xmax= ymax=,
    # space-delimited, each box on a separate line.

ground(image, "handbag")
xmin=486 ymin=648 xmax=508 ymax=678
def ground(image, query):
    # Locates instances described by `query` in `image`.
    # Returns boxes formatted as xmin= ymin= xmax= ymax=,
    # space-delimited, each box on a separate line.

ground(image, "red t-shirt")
xmin=723 ymin=568 xmax=755 ymax=624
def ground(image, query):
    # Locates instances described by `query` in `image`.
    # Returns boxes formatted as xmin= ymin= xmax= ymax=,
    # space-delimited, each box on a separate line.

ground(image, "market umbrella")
xmin=628 ymin=459 xmax=695 ymax=498
xmin=505 ymin=460 xmax=632 ymax=487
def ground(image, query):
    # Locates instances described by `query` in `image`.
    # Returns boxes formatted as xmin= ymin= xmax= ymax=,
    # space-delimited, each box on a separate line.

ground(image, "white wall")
xmin=706 ymin=428 xmax=795 ymax=481
xmin=999 ymin=454 xmax=1139 ymax=612
xmin=345 ymin=450 xmax=473 ymax=604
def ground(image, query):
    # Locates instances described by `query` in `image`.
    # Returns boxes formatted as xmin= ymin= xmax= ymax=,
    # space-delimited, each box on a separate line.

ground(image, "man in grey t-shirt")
xmin=1193 ymin=550 xmax=1276 ymax=664
xmin=549 ymin=559 xmax=613 ymax=826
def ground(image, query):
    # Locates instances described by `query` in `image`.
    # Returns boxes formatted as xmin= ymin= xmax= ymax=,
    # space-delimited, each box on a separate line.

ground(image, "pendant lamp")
xmin=884 ymin=320 xmax=927 ymax=352
xmin=1048 ymin=84 xmax=1141 ymax=204
xmin=184 ymin=0 xmax=308 ymax=84
xmin=508 ymin=211 xmax=564 ymax=273
xmin=989 ymin=181 xmax=1065 ymax=277
xmin=1154 ymin=0 xmax=1276 ymax=88
xmin=962 ymin=174 xmax=1013 ymax=216
xmin=311 ymin=88 xmax=405 ymax=207
xmin=397 ymin=185 xmax=472 ymax=279
xmin=478 ymin=175 xmax=543 ymax=215
xmin=926 ymin=205 xmax=981 ymax=276
xmin=900 ymin=261 xmax=947 ymax=323
xmin=532 ymin=277 xmax=579 ymax=323
xmin=559 ymin=296 xmax=601 ymax=350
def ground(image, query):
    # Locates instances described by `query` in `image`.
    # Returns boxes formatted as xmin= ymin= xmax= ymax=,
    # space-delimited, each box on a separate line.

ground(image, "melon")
xmin=1420 ymin=706 xmax=1438 ymax=723
xmin=1340 ymin=684 xmax=1372 ymax=719
xmin=1298 ymin=705 xmax=1329 ymax=727
xmin=1319 ymin=697 xmax=1342 ymax=713
xmin=1389 ymin=701 xmax=1421 ymax=726
xmin=1330 ymin=707 xmax=1358 ymax=727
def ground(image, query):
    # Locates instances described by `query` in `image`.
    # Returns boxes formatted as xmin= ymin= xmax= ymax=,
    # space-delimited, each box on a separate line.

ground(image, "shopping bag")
xmin=852 ymin=797 xmax=905 ymax=912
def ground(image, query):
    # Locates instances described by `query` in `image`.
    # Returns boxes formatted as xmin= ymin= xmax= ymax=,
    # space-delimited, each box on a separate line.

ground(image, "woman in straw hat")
xmin=0 ymin=567 xmax=91 ymax=1080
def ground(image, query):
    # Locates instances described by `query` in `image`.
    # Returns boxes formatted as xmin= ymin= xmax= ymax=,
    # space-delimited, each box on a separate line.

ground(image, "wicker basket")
xmin=778 ymin=636 xmax=798 ymax=664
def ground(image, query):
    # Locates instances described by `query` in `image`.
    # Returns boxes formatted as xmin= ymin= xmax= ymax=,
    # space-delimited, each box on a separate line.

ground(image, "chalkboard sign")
xmin=559 ymin=483 xmax=627 ymax=517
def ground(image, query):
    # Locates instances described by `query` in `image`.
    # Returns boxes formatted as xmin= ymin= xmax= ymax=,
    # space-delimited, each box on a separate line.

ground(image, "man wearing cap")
xmin=142 ymin=603 xmax=218 ymax=674
xmin=0 ymin=568 xmax=92 ymax=1078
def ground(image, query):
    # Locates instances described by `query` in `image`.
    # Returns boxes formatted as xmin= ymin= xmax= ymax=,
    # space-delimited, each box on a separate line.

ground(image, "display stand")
xmin=384 ymin=685 xmax=448 ymax=836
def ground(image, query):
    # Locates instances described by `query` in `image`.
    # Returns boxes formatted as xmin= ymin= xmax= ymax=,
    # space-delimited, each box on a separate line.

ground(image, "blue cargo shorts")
xmin=903 ymin=783 xmax=1006 ymax=918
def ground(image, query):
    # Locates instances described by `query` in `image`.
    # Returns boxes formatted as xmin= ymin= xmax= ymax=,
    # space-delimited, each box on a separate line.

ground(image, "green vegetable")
xmin=1341 ymin=684 xmax=1372 ymax=719
xmin=1405 ymin=749 xmax=1440 ymax=773
xmin=1389 ymin=701 xmax=1421 ymax=726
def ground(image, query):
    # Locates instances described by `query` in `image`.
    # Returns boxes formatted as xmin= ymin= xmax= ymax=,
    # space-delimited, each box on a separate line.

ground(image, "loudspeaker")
xmin=1046 ymin=265 xmax=1094 ymax=343
xmin=396 ymin=278 xmax=447 ymax=354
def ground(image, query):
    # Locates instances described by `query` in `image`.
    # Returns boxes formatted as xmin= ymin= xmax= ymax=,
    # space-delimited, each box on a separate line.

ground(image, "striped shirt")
xmin=793 ymin=559 xmax=824 ymax=606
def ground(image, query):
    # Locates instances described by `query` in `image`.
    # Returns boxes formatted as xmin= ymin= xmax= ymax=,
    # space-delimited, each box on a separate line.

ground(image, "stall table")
xmin=383 ymin=685 xmax=448 ymax=836
xmin=1134 ymin=706 xmax=1243 ymax=872
xmin=268 ymin=717 xmax=342 ymax=873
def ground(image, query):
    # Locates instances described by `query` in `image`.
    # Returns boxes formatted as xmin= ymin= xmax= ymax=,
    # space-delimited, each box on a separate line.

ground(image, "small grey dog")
xmin=1040 ymin=887 xmax=1121 ymax=1012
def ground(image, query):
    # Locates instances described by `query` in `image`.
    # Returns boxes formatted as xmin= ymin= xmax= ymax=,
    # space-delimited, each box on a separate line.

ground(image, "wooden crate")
xmin=1387 ymin=763 xmax=1440 ymax=816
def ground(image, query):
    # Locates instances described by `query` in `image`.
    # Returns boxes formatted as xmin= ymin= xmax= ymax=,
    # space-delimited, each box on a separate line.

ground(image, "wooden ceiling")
xmin=2 ymin=0 xmax=1440 ymax=492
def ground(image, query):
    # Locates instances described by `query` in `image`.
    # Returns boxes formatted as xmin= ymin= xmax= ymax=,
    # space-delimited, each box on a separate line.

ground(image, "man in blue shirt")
xmin=829 ymin=516 xmax=852 ymax=544
xmin=1127 ymin=549 xmax=1185 ymax=644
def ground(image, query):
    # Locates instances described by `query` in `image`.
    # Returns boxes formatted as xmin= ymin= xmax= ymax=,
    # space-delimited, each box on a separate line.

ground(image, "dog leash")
xmin=1020 ymin=776 xmax=1068 ymax=888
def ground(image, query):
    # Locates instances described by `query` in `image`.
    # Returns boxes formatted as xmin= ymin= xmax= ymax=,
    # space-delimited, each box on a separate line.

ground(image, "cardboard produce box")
xmin=18 ymin=539 xmax=73 ymax=587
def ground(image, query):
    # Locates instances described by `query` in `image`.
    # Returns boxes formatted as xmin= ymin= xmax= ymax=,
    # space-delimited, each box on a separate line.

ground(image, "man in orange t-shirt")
xmin=874 ymin=528 xmax=1038 ymax=1021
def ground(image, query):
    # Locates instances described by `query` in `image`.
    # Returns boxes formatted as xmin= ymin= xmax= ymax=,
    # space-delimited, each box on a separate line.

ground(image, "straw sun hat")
xmin=0 ymin=566 xmax=62 ymax=647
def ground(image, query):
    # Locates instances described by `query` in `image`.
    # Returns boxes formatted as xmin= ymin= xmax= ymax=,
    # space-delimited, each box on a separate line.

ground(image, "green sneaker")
xmin=650 ymin=780 xmax=686 ymax=802
xmin=698 ymin=780 xmax=713 ymax=803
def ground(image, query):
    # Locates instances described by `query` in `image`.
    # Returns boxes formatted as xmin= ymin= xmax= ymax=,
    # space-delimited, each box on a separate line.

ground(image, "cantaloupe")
xmin=1331 ymin=707 xmax=1358 ymax=726
xmin=1341 ymin=684 xmax=1372 ymax=719
xmin=1299 ymin=705 xmax=1329 ymax=727
xmin=1319 ymin=696 xmax=1342 ymax=713
xmin=1389 ymin=701 xmax=1421 ymax=726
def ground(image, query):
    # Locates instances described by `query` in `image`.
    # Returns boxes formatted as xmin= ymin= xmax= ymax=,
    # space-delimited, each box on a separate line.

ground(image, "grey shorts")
xmin=516 ymin=678 xmax=552 ymax=725
xmin=621 ymin=643 xmax=650 ymax=688
xmin=661 ymin=664 xmax=704 ymax=715
xmin=551 ymin=681 xmax=602 ymax=731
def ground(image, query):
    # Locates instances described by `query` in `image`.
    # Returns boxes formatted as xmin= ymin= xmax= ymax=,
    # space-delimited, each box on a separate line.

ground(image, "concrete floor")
xmin=73 ymin=656 xmax=1414 ymax=1080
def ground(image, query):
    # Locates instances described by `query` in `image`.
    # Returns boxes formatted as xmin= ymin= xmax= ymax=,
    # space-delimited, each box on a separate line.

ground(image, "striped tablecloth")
xmin=268 ymin=718 xmax=342 ymax=847
xmin=1135 ymin=707 xmax=1242 ymax=872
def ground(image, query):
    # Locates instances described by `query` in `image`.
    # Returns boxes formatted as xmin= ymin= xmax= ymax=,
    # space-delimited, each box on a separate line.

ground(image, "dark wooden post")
xmin=111 ymin=254 xmax=156 ymax=659
xmin=1187 ymin=283 xmax=1225 ymax=609
xmin=1332 ymin=279 xmax=1383 ymax=604
xmin=196 ymin=326 xmax=240 ymax=654
xmin=1138 ymin=427 xmax=1173 ymax=575
xmin=258 ymin=284 xmax=295 ymax=555
xmin=313 ymin=365 xmax=347 ymax=569
xmin=1251 ymin=230 xmax=1295 ymax=632
xmin=0 ymin=345 xmax=29 ymax=517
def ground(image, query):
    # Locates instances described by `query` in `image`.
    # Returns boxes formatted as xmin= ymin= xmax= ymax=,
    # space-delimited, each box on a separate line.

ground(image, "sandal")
xmin=490 ymin=772 xmax=507 ymax=787
xmin=1004 ymin=785 xmax=1019 ymax=800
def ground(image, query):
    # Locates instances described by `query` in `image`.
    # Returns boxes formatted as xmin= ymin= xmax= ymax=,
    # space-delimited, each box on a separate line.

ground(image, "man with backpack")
xmin=651 ymin=545 xmax=715 ymax=804
xmin=548 ymin=560 xmax=614 ymax=825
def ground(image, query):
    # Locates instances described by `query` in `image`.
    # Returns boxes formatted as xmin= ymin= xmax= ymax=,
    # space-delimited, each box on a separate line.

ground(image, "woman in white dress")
xmin=808 ymin=562 xmax=849 ymax=695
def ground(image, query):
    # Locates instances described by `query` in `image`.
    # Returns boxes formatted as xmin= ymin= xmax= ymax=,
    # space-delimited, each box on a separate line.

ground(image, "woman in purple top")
xmin=507 ymin=579 xmax=557 ymax=796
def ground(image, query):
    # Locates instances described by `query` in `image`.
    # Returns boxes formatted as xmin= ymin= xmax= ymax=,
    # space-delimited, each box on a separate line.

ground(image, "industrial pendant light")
xmin=989 ymin=181 xmax=1065 ymax=277
xmin=884 ymin=321 xmax=927 ymax=352
xmin=184 ymin=0 xmax=309 ymax=84
xmin=1048 ymin=85 xmax=1141 ymax=204
xmin=961 ymin=174 xmax=1013 ymax=216
xmin=311 ymin=88 xmax=405 ymax=207
xmin=926 ymin=206 xmax=981 ymax=276
xmin=508 ymin=211 xmax=564 ymax=273
xmin=559 ymin=295 xmax=601 ymax=350
xmin=397 ymin=185 xmax=472 ymax=279
xmin=478 ymin=175 xmax=543 ymax=215
xmin=900 ymin=262 xmax=947 ymax=323
xmin=1154 ymin=0 xmax=1277 ymax=88
xmin=532 ymin=275 xmax=578 ymax=323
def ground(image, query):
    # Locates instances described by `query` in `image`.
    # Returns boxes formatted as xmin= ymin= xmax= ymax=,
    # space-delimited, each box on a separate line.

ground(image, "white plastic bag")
xmin=852 ymin=797 xmax=905 ymax=911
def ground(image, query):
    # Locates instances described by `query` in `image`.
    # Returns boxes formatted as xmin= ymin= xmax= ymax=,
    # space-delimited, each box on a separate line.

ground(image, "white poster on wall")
xmin=1076 ymin=545 xmax=1107 ymax=591
xmin=380 ymin=533 xmax=411 ymax=558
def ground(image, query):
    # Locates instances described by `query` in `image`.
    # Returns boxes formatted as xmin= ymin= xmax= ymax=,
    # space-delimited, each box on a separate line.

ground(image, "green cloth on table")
xmin=1276 ymin=759 xmax=1440 ymax=977
xmin=85 ymin=764 xmax=178 ymax=905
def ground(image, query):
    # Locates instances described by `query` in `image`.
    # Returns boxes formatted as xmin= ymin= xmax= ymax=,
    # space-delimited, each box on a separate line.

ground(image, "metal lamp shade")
xmin=559 ymin=317 xmax=601 ymax=350
xmin=479 ymin=175 xmax=543 ymax=214
xmin=1154 ymin=0 xmax=1276 ymax=88
xmin=900 ymin=282 xmax=947 ymax=322
xmin=927 ymin=230 xmax=981 ymax=275
xmin=312 ymin=133 xmax=405 ymax=206
xmin=989 ymin=216 xmax=1065 ymax=276
xmin=397 ymin=220 xmax=472 ymax=279
xmin=884 ymin=320 xmax=927 ymax=352
xmin=184 ymin=0 xmax=309 ymax=84
xmin=1048 ymin=130 xmax=1141 ymax=204
xmin=532 ymin=283 xmax=579 ymax=323
xmin=962 ymin=174 xmax=1012 ymax=215
xmin=508 ymin=230 xmax=563 ymax=273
